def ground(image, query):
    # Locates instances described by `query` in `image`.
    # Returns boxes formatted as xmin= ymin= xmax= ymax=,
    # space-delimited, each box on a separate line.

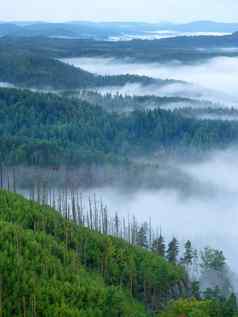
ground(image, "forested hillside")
xmin=67 ymin=90 xmax=196 ymax=113
xmin=0 ymin=21 xmax=238 ymax=38
xmin=1 ymin=11 xmax=238 ymax=317
xmin=0 ymin=189 xmax=237 ymax=316
xmin=1 ymin=34 xmax=238 ymax=64
xmin=1 ymin=88 xmax=238 ymax=166
xmin=0 ymin=189 xmax=188 ymax=316
xmin=0 ymin=51 xmax=162 ymax=89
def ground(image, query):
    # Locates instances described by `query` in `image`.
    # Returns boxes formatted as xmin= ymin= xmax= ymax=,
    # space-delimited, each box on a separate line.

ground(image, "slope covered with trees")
xmin=0 ymin=189 xmax=237 ymax=316
xmin=159 ymin=297 xmax=238 ymax=317
xmin=0 ymin=51 xmax=161 ymax=89
xmin=0 ymin=21 xmax=238 ymax=39
xmin=1 ymin=88 xmax=238 ymax=166
xmin=1 ymin=34 xmax=238 ymax=63
xmin=0 ymin=189 xmax=188 ymax=316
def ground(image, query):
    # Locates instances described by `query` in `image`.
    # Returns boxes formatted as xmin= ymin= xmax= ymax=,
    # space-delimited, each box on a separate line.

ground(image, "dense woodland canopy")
xmin=0 ymin=189 xmax=186 ymax=316
xmin=1 ymin=88 xmax=238 ymax=166
xmin=0 ymin=189 xmax=237 ymax=316
xmin=1 ymin=29 xmax=238 ymax=316
xmin=0 ymin=21 xmax=238 ymax=39
xmin=68 ymin=90 xmax=197 ymax=113
xmin=0 ymin=51 xmax=163 ymax=89
xmin=72 ymin=90 xmax=228 ymax=114
xmin=1 ymin=34 xmax=238 ymax=63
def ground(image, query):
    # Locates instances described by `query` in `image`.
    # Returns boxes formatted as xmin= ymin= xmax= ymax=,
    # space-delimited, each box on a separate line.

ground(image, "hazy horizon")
xmin=1 ymin=0 xmax=238 ymax=23
xmin=0 ymin=19 xmax=238 ymax=24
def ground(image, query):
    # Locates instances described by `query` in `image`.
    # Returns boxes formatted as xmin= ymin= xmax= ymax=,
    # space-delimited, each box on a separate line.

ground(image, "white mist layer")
xmin=62 ymin=56 xmax=238 ymax=105
xmin=82 ymin=149 xmax=238 ymax=273
xmin=0 ymin=82 xmax=15 ymax=88
xmin=195 ymin=114 xmax=238 ymax=121
xmin=95 ymin=83 xmax=237 ymax=107
xmin=108 ymin=31 xmax=230 ymax=41
xmin=60 ymin=56 xmax=238 ymax=272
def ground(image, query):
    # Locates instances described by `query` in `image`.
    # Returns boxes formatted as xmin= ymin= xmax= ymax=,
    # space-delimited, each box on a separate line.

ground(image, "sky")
xmin=1 ymin=0 xmax=238 ymax=23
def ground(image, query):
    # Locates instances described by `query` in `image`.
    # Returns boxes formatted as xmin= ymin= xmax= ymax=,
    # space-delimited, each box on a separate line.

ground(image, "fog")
xmin=195 ymin=114 xmax=238 ymax=121
xmin=108 ymin=31 xmax=230 ymax=41
xmin=197 ymin=47 xmax=238 ymax=53
xmin=5 ymin=51 xmax=236 ymax=289
xmin=11 ymin=149 xmax=238 ymax=275
xmin=0 ymin=82 xmax=15 ymax=88
xmin=62 ymin=56 xmax=238 ymax=105
xmin=79 ymin=148 xmax=238 ymax=274
xmin=96 ymin=82 xmax=237 ymax=107
xmin=59 ymin=54 xmax=238 ymax=274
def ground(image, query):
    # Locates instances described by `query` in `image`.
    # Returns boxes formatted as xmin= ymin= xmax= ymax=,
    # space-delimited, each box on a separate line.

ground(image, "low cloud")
xmin=62 ymin=56 xmax=238 ymax=106
xmin=79 ymin=148 xmax=238 ymax=273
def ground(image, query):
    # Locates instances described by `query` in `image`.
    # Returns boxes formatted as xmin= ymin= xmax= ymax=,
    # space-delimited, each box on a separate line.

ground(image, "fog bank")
xmin=62 ymin=56 xmax=238 ymax=105
xmin=96 ymin=82 xmax=237 ymax=107
xmin=108 ymin=31 xmax=230 ymax=41
xmin=80 ymin=149 xmax=238 ymax=273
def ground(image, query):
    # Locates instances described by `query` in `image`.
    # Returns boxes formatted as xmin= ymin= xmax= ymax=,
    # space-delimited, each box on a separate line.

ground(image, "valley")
xmin=0 ymin=16 xmax=238 ymax=316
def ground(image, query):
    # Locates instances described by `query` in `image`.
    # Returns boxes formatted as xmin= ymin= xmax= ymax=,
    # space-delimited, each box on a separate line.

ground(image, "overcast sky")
xmin=1 ymin=0 xmax=237 ymax=23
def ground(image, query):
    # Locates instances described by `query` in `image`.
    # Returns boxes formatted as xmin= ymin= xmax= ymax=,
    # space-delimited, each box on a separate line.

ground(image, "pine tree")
xmin=167 ymin=238 xmax=179 ymax=263
xmin=182 ymin=240 xmax=193 ymax=265
xmin=223 ymin=293 xmax=238 ymax=317
xmin=200 ymin=247 xmax=226 ymax=272
xmin=152 ymin=234 xmax=165 ymax=257
xmin=136 ymin=224 xmax=148 ymax=248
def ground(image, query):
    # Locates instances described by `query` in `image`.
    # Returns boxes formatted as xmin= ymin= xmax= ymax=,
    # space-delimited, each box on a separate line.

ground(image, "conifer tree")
xmin=136 ymin=223 xmax=148 ymax=248
xmin=152 ymin=234 xmax=166 ymax=257
xmin=182 ymin=240 xmax=193 ymax=265
xmin=167 ymin=238 xmax=179 ymax=264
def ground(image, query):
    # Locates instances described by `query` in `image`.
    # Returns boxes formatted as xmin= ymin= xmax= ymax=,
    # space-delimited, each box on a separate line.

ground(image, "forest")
xmin=66 ymin=90 xmax=195 ymax=113
xmin=1 ymin=88 xmax=238 ymax=167
xmin=0 ymin=50 xmax=165 ymax=89
xmin=58 ymin=33 xmax=238 ymax=63
xmin=0 ymin=20 xmax=238 ymax=316
xmin=0 ymin=189 xmax=237 ymax=316
xmin=1 ymin=21 xmax=238 ymax=39
xmin=1 ymin=34 xmax=238 ymax=64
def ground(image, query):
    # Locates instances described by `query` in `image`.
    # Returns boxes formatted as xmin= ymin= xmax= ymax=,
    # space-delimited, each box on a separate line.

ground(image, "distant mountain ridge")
xmin=164 ymin=21 xmax=238 ymax=33
xmin=0 ymin=21 xmax=237 ymax=39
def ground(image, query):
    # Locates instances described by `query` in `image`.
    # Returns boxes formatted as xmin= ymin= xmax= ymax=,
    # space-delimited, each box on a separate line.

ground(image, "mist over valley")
xmin=62 ymin=55 xmax=238 ymax=105
xmin=1 ymin=16 xmax=238 ymax=315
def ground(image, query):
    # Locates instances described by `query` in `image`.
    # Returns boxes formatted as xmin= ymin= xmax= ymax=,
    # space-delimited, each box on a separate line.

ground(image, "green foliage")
xmin=223 ymin=294 xmax=238 ymax=317
xmin=159 ymin=298 xmax=214 ymax=317
xmin=182 ymin=240 xmax=193 ymax=266
xmin=1 ymin=35 xmax=237 ymax=64
xmin=136 ymin=224 xmax=148 ymax=248
xmin=0 ymin=190 xmax=187 ymax=315
xmin=202 ymin=291 xmax=238 ymax=317
xmin=200 ymin=248 xmax=226 ymax=272
xmin=0 ymin=51 xmax=156 ymax=90
xmin=1 ymin=88 xmax=238 ymax=167
xmin=152 ymin=235 xmax=166 ymax=257
xmin=199 ymin=248 xmax=233 ymax=299
xmin=167 ymin=238 xmax=179 ymax=264
xmin=0 ymin=190 xmax=236 ymax=316
xmin=0 ymin=221 xmax=149 ymax=317
xmin=159 ymin=296 xmax=238 ymax=317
